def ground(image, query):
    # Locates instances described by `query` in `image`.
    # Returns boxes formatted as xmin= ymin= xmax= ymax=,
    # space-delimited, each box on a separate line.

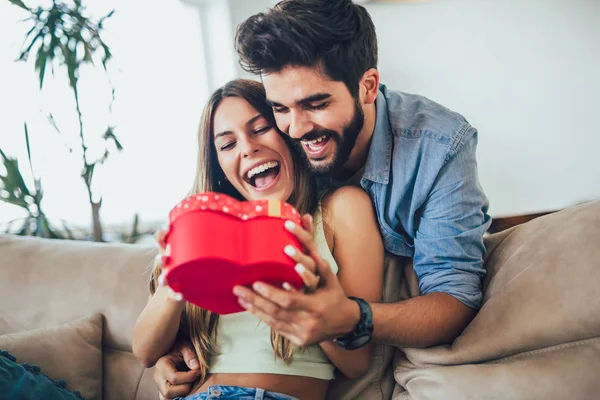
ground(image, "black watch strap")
xmin=335 ymin=296 xmax=374 ymax=350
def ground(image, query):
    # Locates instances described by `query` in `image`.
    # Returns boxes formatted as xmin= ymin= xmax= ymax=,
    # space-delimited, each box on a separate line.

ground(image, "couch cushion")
xmin=103 ymin=348 xmax=158 ymax=400
xmin=0 ymin=314 xmax=103 ymax=400
xmin=393 ymin=200 xmax=600 ymax=399
xmin=0 ymin=235 xmax=158 ymax=399
xmin=0 ymin=235 xmax=156 ymax=351
xmin=393 ymin=337 xmax=600 ymax=400
xmin=0 ymin=350 xmax=85 ymax=400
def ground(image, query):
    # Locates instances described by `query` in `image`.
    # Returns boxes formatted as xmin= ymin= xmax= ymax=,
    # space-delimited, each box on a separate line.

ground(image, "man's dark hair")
xmin=235 ymin=0 xmax=378 ymax=98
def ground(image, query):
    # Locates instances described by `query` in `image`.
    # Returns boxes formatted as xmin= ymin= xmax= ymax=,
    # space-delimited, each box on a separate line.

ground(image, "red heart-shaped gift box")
xmin=163 ymin=192 xmax=304 ymax=314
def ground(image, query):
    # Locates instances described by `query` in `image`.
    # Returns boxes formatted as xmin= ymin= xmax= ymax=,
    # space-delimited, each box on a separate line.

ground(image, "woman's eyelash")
xmin=219 ymin=126 xmax=270 ymax=150
xmin=254 ymin=126 xmax=270 ymax=134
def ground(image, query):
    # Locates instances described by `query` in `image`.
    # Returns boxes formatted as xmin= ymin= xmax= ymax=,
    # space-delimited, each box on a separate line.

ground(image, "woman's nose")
xmin=242 ymin=147 xmax=259 ymax=158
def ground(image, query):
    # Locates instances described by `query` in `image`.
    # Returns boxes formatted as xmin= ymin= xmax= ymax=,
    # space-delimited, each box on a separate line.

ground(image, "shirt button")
xmin=210 ymin=389 xmax=222 ymax=397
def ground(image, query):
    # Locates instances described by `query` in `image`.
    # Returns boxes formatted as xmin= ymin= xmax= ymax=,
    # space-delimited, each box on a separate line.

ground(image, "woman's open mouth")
xmin=244 ymin=161 xmax=281 ymax=191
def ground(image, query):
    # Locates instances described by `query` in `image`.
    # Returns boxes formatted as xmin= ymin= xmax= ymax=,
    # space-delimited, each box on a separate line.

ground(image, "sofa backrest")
xmin=0 ymin=234 xmax=159 ymax=400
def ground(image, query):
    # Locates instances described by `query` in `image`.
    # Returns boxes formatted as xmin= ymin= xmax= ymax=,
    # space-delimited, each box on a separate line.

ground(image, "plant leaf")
xmin=17 ymin=29 xmax=43 ymax=62
xmin=82 ymin=163 xmax=95 ymax=187
xmin=47 ymin=114 xmax=62 ymax=134
xmin=37 ymin=214 xmax=63 ymax=239
xmin=60 ymin=42 xmax=78 ymax=89
xmin=35 ymin=43 xmax=48 ymax=89
xmin=100 ymin=42 xmax=112 ymax=71
xmin=8 ymin=0 xmax=31 ymax=11
xmin=17 ymin=218 xmax=31 ymax=236
xmin=23 ymin=122 xmax=35 ymax=178
xmin=103 ymin=127 xmax=123 ymax=151
xmin=0 ymin=148 xmax=32 ymax=203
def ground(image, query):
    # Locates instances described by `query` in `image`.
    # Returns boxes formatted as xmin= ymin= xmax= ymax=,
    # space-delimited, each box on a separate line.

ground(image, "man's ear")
xmin=359 ymin=68 xmax=380 ymax=105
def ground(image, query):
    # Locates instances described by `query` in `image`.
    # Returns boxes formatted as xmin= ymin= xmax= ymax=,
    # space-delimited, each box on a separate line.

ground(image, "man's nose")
xmin=288 ymin=110 xmax=312 ymax=140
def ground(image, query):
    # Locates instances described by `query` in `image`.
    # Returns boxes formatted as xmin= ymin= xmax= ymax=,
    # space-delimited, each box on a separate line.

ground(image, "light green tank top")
xmin=209 ymin=203 xmax=338 ymax=380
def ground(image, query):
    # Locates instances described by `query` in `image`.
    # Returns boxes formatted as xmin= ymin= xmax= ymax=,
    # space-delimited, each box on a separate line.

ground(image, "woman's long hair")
xmin=149 ymin=79 xmax=318 ymax=388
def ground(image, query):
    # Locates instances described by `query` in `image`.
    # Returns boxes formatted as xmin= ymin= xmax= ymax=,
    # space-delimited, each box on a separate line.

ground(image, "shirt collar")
xmin=361 ymin=86 xmax=392 ymax=185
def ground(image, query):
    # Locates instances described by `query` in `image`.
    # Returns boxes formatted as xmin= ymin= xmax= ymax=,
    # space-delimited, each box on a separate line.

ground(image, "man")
xmin=154 ymin=0 xmax=490 ymax=398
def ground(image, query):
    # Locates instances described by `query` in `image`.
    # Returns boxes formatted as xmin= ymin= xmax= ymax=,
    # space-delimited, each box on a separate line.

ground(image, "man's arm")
xmin=369 ymin=127 xmax=489 ymax=347
xmin=411 ymin=128 xmax=491 ymax=312
xmin=367 ymin=127 xmax=489 ymax=347
xmin=366 ymin=293 xmax=475 ymax=348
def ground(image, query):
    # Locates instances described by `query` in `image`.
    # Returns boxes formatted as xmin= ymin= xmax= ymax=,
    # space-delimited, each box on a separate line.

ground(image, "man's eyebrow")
xmin=266 ymin=93 xmax=332 ymax=108
xmin=298 ymin=93 xmax=331 ymax=104
xmin=214 ymin=114 xmax=263 ymax=139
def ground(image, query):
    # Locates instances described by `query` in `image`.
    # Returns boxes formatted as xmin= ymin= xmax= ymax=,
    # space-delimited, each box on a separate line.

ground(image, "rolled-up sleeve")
xmin=413 ymin=129 xmax=491 ymax=309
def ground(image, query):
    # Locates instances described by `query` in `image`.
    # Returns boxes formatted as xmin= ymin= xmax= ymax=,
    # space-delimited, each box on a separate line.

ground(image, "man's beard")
xmin=291 ymin=100 xmax=364 ymax=177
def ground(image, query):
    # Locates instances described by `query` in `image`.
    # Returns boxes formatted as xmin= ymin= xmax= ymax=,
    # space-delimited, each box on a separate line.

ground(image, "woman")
xmin=132 ymin=79 xmax=383 ymax=400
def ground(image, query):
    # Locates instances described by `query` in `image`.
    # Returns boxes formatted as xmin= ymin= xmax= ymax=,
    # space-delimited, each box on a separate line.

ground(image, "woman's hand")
xmin=281 ymin=214 xmax=322 ymax=292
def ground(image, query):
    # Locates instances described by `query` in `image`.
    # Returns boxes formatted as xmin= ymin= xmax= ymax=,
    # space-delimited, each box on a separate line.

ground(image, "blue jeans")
xmin=175 ymin=385 xmax=299 ymax=400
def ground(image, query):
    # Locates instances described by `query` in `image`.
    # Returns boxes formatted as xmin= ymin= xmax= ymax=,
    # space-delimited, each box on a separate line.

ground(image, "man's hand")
xmin=154 ymin=339 xmax=201 ymax=400
xmin=233 ymin=243 xmax=361 ymax=347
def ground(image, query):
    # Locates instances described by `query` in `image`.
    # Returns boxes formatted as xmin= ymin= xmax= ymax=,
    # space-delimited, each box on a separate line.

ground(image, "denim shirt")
xmin=319 ymin=84 xmax=491 ymax=309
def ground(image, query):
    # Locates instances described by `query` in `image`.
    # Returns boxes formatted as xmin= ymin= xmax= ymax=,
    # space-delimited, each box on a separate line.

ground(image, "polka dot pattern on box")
xmin=169 ymin=192 xmax=302 ymax=224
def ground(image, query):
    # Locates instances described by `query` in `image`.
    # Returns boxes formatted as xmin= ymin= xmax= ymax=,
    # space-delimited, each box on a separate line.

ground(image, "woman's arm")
xmin=318 ymin=186 xmax=384 ymax=379
xmin=132 ymin=283 xmax=186 ymax=368
xmin=132 ymin=230 xmax=187 ymax=368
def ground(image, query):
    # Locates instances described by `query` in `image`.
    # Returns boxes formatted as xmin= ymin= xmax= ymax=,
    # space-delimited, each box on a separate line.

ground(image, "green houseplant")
xmin=4 ymin=0 xmax=122 ymax=241
xmin=1 ymin=123 xmax=71 ymax=238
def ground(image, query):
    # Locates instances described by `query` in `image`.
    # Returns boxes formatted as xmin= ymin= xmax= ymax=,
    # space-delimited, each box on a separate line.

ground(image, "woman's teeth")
xmin=247 ymin=161 xmax=279 ymax=180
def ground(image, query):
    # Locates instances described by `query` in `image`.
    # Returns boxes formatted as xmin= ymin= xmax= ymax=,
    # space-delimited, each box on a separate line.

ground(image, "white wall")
xmin=215 ymin=0 xmax=600 ymax=217
xmin=190 ymin=0 xmax=279 ymax=88
xmin=366 ymin=0 xmax=600 ymax=216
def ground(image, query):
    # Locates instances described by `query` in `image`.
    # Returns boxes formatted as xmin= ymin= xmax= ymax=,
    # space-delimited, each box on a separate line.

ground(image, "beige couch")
xmin=1 ymin=201 xmax=599 ymax=400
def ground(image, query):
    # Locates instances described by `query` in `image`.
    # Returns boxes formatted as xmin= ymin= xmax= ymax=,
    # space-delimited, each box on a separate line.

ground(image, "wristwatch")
xmin=335 ymin=296 xmax=373 ymax=350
